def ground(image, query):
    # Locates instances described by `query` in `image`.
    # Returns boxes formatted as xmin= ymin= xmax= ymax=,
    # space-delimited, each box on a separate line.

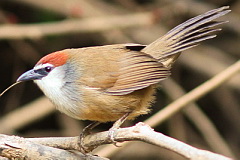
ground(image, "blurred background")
xmin=0 ymin=0 xmax=239 ymax=159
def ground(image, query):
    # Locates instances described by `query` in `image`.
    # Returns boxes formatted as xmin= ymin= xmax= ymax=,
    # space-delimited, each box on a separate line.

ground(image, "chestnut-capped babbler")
xmin=17 ymin=7 xmax=230 ymax=133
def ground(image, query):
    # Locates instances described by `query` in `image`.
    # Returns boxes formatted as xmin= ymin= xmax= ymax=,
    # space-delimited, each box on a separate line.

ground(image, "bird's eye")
xmin=45 ymin=66 xmax=53 ymax=72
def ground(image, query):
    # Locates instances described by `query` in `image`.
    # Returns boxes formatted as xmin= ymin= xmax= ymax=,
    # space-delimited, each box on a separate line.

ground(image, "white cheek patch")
xmin=35 ymin=66 xmax=65 ymax=94
xmin=34 ymin=65 xmax=84 ymax=119
xmin=34 ymin=66 xmax=70 ymax=110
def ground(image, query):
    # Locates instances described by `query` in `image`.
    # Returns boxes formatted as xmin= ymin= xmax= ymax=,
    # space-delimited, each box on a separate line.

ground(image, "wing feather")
xmin=105 ymin=51 xmax=170 ymax=95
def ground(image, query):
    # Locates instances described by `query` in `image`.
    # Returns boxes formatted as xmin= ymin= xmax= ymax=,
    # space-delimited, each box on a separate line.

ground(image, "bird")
xmin=17 ymin=6 xmax=230 ymax=144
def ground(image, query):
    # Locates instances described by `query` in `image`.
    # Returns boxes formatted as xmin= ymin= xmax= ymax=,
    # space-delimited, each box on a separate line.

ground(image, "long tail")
xmin=142 ymin=6 xmax=230 ymax=68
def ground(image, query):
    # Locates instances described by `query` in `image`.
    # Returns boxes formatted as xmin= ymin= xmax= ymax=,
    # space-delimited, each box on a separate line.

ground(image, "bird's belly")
xmin=73 ymin=85 xmax=156 ymax=122
xmin=47 ymin=84 xmax=156 ymax=122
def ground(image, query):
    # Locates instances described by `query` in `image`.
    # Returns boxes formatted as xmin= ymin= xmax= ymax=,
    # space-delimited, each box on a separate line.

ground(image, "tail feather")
xmin=142 ymin=6 xmax=230 ymax=68
xmin=165 ymin=8 xmax=229 ymax=41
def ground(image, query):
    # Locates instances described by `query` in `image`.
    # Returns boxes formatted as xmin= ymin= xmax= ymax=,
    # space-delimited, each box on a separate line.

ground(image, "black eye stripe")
xmin=34 ymin=69 xmax=48 ymax=76
xmin=34 ymin=66 xmax=54 ymax=76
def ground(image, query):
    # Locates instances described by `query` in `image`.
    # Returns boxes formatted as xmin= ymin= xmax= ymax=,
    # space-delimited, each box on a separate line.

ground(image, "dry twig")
xmin=0 ymin=135 xmax=107 ymax=160
xmin=0 ymin=123 xmax=232 ymax=160
xmin=0 ymin=12 xmax=153 ymax=39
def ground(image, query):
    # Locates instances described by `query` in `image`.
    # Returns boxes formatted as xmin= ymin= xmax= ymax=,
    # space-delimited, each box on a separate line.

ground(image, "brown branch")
xmin=0 ymin=12 xmax=153 ymax=39
xmin=0 ymin=135 xmax=107 ymax=160
xmin=12 ymin=0 xmax=134 ymax=17
xmin=9 ymin=122 xmax=232 ymax=160
xmin=12 ymin=0 xmax=79 ymax=16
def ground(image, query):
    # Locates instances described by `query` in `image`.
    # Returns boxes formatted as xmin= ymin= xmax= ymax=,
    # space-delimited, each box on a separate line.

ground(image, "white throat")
xmin=34 ymin=65 xmax=83 ymax=119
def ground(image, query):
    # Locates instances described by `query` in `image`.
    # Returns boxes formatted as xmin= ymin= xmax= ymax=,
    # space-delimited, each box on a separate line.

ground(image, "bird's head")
xmin=17 ymin=50 xmax=81 ymax=103
xmin=17 ymin=50 xmax=84 ymax=119
xmin=17 ymin=51 xmax=69 ymax=82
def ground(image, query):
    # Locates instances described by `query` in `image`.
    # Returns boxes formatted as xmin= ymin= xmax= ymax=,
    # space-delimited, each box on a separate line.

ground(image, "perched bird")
xmin=17 ymin=7 xmax=230 ymax=134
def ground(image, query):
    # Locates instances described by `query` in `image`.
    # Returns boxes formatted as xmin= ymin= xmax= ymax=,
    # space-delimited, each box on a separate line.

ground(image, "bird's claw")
xmin=78 ymin=131 xmax=90 ymax=154
xmin=78 ymin=121 xmax=100 ymax=153
xmin=108 ymin=128 xmax=121 ymax=147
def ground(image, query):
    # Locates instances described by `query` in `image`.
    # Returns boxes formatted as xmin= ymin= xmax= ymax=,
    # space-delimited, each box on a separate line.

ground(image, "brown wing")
xmin=73 ymin=44 xmax=170 ymax=95
xmin=105 ymin=50 xmax=170 ymax=95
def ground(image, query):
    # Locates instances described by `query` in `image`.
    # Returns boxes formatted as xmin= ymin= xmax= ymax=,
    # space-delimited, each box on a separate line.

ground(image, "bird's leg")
xmin=80 ymin=121 xmax=101 ymax=138
xmin=108 ymin=112 xmax=130 ymax=146
xmin=78 ymin=121 xmax=100 ymax=153
xmin=78 ymin=113 xmax=130 ymax=152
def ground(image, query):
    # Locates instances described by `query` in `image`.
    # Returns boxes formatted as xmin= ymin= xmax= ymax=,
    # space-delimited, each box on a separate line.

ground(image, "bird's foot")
xmin=108 ymin=127 xmax=121 ymax=147
xmin=78 ymin=121 xmax=100 ymax=153
xmin=107 ymin=113 xmax=130 ymax=147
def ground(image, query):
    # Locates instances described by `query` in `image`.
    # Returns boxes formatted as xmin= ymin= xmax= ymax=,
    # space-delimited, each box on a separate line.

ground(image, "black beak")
xmin=17 ymin=69 xmax=46 ymax=82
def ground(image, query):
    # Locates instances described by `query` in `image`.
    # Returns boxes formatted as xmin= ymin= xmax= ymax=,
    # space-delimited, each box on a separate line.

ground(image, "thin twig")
xmin=22 ymin=122 xmax=232 ymax=160
xmin=0 ymin=134 xmax=107 ymax=160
